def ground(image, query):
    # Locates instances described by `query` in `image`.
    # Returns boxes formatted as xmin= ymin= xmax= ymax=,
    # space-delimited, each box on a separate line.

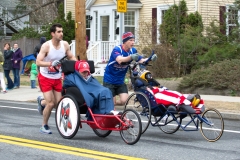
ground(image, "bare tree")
xmin=0 ymin=0 xmax=63 ymax=27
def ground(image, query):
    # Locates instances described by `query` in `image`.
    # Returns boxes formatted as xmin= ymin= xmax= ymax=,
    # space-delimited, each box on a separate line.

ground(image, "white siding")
xmin=93 ymin=0 xmax=114 ymax=5
xmin=199 ymin=0 xmax=235 ymax=28
xmin=139 ymin=0 xmax=197 ymax=21
xmin=66 ymin=0 xmax=75 ymax=19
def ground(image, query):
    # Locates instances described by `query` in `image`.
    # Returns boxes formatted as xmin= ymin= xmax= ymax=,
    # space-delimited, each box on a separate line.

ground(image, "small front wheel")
xmin=92 ymin=129 xmax=112 ymax=138
xmin=124 ymin=92 xmax=151 ymax=134
xmin=120 ymin=109 xmax=142 ymax=145
xmin=158 ymin=114 xmax=182 ymax=134
xmin=200 ymin=108 xmax=224 ymax=142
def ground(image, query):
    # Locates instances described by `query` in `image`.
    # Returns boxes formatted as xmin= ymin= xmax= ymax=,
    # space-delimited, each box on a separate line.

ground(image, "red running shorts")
xmin=38 ymin=73 xmax=62 ymax=92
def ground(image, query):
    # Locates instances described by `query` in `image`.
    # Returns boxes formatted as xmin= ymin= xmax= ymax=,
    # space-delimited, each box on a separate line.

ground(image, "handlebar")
xmin=143 ymin=50 xmax=155 ymax=65
xmin=129 ymin=50 xmax=155 ymax=71
xmin=54 ymin=55 xmax=68 ymax=72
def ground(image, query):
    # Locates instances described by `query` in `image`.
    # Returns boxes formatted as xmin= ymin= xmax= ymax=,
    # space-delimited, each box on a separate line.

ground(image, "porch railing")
xmin=70 ymin=40 xmax=119 ymax=65
xmin=70 ymin=40 xmax=119 ymax=76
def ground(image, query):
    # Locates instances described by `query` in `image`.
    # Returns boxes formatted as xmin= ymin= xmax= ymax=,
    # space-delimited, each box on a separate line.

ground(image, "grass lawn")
xmin=17 ymin=74 xmax=103 ymax=86
xmin=4 ymin=73 xmax=35 ymax=86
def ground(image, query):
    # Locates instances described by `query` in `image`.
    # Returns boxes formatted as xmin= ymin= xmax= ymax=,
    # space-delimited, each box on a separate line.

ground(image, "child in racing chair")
xmin=62 ymin=60 xmax=121 ymax=117
xmin=132 ymin=69 xmax=205 ymax=115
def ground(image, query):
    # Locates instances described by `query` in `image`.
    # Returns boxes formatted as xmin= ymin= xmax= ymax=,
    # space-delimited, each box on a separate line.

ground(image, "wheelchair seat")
xmin=61 ymin=60 xmax=95 ymax=114
xmin=61 ymin=60 xmax=95 ymax=75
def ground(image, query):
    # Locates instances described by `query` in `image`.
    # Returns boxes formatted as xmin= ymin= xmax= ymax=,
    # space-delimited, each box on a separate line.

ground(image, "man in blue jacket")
xmin=103 ymin=32 xmax=157 ymax=106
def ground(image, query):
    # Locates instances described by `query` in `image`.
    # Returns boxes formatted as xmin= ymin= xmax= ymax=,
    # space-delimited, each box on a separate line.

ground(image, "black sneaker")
xmin=117 ymin=112 xmax=123 ymax=115
xmin=106 ymin=112 xmax=114 ymax=115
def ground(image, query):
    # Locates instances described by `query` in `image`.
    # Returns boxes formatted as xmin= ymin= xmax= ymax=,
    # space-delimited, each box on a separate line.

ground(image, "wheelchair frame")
xmin=55 ymin=59 xmax=142 ymax=145
xmin=124 ymin=52 xmax=224 ymax=142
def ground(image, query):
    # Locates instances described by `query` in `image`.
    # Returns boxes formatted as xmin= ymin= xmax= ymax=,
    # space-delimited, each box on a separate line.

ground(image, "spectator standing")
xmin=12 ymin=43 xmax=23 ymax=89
xmin=3 ymin=43 xmax=14 ymax=90
xmin=33 ymin=37 xmax=46 ymax=58
xmin=30 ymin=62 xmax=38 ymax=89
xmin=0 ymin=49 xmax=7 ymax=93
xmin=36 ymin=23 xmax=76 ymax=134
xmin=103 ymin=32 xmax=157 ymax=106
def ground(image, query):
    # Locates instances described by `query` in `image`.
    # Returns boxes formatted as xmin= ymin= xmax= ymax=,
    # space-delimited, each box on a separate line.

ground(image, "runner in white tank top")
xmin=40 ymin=40 xmax=65 ymax=79
xmin=36 ymin=23 xmax=76 ymax=134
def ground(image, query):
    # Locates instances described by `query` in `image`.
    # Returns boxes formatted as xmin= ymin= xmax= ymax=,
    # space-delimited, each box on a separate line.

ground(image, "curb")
xmin=221 ymin=112 xmax=240 ymax=120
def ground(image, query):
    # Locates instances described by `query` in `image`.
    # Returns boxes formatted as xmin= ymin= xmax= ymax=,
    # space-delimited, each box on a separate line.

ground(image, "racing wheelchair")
xmin=55 ymin=59 xmax=142 ymax=145
xmin=124 ymin=51 xmax=224 ymax=142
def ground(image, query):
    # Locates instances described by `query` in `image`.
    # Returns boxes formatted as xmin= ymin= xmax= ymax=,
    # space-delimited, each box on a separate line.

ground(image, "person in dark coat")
xmin=33 ymin=37 xmax=46 ymax=58
xmin=12 ymin=43 xmax=23 ymax=89
xmin=3 ymin=43 xmax=14 ymax=90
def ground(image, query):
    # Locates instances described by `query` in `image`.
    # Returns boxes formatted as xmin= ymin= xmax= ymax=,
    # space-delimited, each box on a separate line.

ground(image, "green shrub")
xmin=178 ymin=59 xmax=240 ymax=92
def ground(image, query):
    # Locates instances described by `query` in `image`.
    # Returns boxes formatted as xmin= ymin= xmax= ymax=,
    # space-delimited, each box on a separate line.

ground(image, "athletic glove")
xmin=51 ymin=60 xmax=60 ymax=67
xmin=151 ymin=54 xmax=157 ymax=61
xmin=130 ymin=54 xmax=139 ymax=61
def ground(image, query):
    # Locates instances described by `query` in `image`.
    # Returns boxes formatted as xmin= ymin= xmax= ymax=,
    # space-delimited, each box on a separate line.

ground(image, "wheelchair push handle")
xmin=53 ymin=55 xmax=68 ymax=72
xmin=143 ymin=50 xmax=155 ymax=65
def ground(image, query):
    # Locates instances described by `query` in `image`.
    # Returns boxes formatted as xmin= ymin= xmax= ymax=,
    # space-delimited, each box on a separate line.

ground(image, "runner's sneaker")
xmin=37 ymin=96 xmax=45 ymax=115
xmin=40 ymin=125 xmax=52 ymax=134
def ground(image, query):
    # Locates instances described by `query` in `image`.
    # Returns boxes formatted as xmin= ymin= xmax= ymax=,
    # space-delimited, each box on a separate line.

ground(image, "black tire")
xmin=120 ymin=109 xmax=142 ymax=145
xmin=55 ymin=95 xmax=80 ymax=139
xmin=157 ymin=114 xmax=182 ymax=134
xmin=124 ymin=92 xmax=151 ymax=134
xmin=200 ymin=108 xmax=224 ymax=142
xmin=92 ymin=129 xmax=112 ymax=138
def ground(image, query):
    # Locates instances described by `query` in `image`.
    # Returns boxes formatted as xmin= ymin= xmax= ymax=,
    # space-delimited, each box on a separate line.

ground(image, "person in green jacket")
xmin=30 ymin=62 xmax=38 ymax=89
xmin=0 ymin=50 xmax=7 ymax=93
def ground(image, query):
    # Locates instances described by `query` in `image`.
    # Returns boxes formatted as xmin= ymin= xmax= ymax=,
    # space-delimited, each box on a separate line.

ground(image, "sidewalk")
xmin=0 ymin=86 xmax=41 ymax=102
xmin=1 ymin=86 xmax=239 ymax=120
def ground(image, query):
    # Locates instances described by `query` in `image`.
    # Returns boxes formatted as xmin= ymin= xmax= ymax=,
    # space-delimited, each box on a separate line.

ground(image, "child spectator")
xmin=30 ymin=62 xmax=38 ymax=89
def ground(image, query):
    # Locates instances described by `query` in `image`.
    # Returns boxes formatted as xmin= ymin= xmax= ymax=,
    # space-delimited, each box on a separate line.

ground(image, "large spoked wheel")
xmin=157 ymin=113 xmax=182 ymax=134
xmin=55 ymin=95 xmax=80 ymax=139
xmin=124 ymin=92 xmax=151 ymax=134
xmin=200 ymin=108 xmax=224 ymax=142
xmin=120 ymin=109 xmax=142 ymax=145
xmin=92 ymin=129 xmax=112 ymax=138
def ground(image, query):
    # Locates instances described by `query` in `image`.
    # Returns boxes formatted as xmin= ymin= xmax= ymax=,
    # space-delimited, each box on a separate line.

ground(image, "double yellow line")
xmin=0 ymin=135 xmax=145 ymax=160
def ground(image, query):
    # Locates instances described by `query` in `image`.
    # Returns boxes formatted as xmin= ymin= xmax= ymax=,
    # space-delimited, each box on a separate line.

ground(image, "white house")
xmin=65 ymin=0 xmax=237 ymax=76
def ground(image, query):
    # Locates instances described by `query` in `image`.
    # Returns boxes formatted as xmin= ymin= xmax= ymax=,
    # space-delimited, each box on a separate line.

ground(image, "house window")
xmin=94 ymin=11 xmax=98 ymax=41
xmin=124 ymin=11 xmax=135 ymax=34
xmin=226 ymin=6 xmax=240 ymax=36
xmin=114 ymin=11 xmax=118 ymax=40
xmin=86 ymin=15 xmax=91 ymax=41
xmin=157 ymin=5 xmax=171 ymax=43
xmin=157 ymin=5 xmax=171 ymax=26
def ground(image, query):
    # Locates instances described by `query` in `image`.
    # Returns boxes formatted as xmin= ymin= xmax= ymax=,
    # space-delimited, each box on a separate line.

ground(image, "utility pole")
xmin=75 ymin=0 xmax=87 ymax=60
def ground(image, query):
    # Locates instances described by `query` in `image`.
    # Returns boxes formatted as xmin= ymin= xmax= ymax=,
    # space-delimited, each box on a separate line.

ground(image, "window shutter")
xmin=219 ymin=6 xmax=226 ymax=35
xmin=152 ymin=8 xmax=157 ymax=44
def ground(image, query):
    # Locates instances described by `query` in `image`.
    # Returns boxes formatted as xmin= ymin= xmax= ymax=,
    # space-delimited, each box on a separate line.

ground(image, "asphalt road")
xmin=0 ymin=100 xmax=240 ymax=160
